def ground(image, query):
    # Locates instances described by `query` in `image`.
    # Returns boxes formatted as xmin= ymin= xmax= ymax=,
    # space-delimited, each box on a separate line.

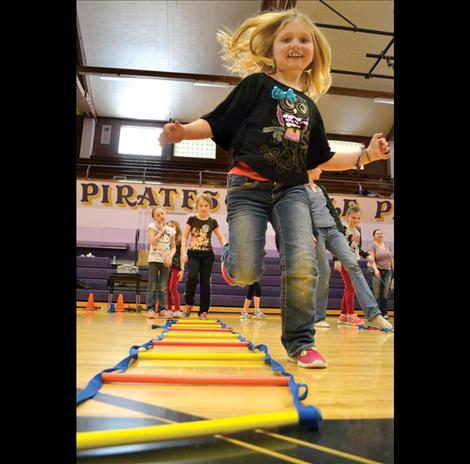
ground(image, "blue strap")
xmin=250 ymin=343 xmax=321 ymax=429
xmin=359 ymin=324 xmax=394 ymax=333
xmin=76 ymin=338 xmax=155 ymax=405
xmin=271 ymin=86 xmax=297 ymax=103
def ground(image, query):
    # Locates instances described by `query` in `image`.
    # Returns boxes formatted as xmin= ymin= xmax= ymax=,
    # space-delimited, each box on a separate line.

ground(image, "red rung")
xmin=152 ymin=340 xmax=249 ymax=347
xmin=168 ymin=327 xmax=232 ymax=332
xmin=102 ymin=372 xmax=289 ymax=386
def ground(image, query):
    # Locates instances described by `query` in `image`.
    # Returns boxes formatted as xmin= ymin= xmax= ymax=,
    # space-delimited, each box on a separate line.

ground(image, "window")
xmin=174 ymin=138 xmax=216 ymax=159
xmin=328 ymin=140 xmax=363 ymax=153
xmin=118 ymin=125 xmax=163 ymax=156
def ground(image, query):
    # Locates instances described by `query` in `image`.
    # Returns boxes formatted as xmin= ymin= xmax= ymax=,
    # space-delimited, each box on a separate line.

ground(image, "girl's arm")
xmin=314 ymin=133 xmax=390 ymax=174
xmin=180 ymin=224 xmax=192 ymax=265
xmin=368 ymin=248 xmax=381 ymax=278
xmin=147 ymin=227 xmax=165 ymax=246
xmin=213 ymin=227 xmax=227 ymax=247
xmin=164 ymin=235 xmax=176 ymax=267
xmin=159 ymin=119 xmax=213 ymax=147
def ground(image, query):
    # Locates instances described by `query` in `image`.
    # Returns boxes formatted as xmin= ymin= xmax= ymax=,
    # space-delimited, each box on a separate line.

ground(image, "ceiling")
xmin=77 ymin=0 xmax=394 ymax=138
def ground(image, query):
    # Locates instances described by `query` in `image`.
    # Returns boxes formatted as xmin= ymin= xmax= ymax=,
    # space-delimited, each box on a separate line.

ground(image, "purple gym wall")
xmin=77 ymin=180 xmax=394 ymax=254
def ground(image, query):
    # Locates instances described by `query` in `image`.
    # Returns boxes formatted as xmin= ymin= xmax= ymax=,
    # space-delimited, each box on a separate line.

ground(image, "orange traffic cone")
xmin=85 ymin=292 xmax=96 ymax=310
xmin=116 ymin=293 xmax=126 ymax=312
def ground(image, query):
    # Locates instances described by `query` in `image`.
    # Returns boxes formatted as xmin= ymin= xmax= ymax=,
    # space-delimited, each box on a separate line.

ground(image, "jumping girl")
xmin=159 ymin=9 xmax=390 ymax=367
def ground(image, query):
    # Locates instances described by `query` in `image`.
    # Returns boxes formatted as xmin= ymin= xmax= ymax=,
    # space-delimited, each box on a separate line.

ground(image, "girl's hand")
xmin=181 ymin=253 xmax=188 ymax=264
xmin=159 ymin=121 xmax=185 ymax=147
xmin=177 ymin=270 xmax=184 ymax=282
xmin=367 ymin=133 xmax=391 ymax=162
xmin=374 ymin=269 xmax=381 ymax=278
xmin=334 ymin=261 xmax=342 ymax=273
xmin=312 ymin=236 xmax=317 ymax=248
xmin=366 ymin=255 xmax=375 ymax=265
xmin=164 ymin=256 xmax=172 ymax=267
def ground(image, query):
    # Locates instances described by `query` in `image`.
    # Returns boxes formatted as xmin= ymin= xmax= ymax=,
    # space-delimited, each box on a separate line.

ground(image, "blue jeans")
xmin=372 ymin=268 xmax=393 ymax=316
xmin=313 ymin=226 xmax=381 ymax=322
xmin=146 ymin=261 xmax=170 ymax=311
xmin=223 ymin=175 xmax=316 ymax=357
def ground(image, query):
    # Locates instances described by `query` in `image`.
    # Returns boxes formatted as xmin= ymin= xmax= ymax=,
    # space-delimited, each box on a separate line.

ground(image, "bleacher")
xmin=76 ymin=251 xmax=394 ymax=312
xmin=76 ymin=155 xmax=394 ymax=196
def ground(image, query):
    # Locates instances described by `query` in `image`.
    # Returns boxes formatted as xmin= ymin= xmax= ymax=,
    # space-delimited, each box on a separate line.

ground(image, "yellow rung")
xmin=138 ymin=352 xmax=265 ymax=360
xmin=171 ymin=324 xmax=223 ymax=329
xmin=77 ymin=409 xmax=299 ymax=450
xmin=162 ymin=332 xmax=240 ymax=339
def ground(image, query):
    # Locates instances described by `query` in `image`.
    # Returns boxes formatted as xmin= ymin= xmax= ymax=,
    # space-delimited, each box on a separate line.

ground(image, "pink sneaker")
xmin=337 ymin=314 xmax=349 ymax=325
xmin=347 ymin=313 xmax=363 ymax=326
xmin=159 ymin=309 xmax=173 ymax=319
xmin=146 ymin=310 xmax=156 ymax=319
xmin=221 ymin=260 xmax=235 ymax=286
xmin=198 ymin=312 xmax=208 ymax=320
xmin=288 ymin=349 xmax=328 ymax=368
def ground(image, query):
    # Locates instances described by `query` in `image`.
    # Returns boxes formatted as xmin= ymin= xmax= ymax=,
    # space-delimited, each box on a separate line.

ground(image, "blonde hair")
xmin=151 ymin=207 xmax=165 ymax=219
xmin=167 ymin=220 xmax=182 ymax=245
xmin=346 ymin=205 xmax=361 ymax=216
xmin=194 ymin=193 xmax=213 ymax=212
xmin=217 ymin=9 xmax=332 ymax=101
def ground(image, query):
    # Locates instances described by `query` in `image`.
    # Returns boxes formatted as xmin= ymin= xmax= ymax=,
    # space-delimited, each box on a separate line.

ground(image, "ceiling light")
xmin=193 ymin=81 xmax=231 ymax=88
xmin=100 ymin=76 xmax=137 ymax=82
xmin=374 ymin=97 xmax=394 ymax=105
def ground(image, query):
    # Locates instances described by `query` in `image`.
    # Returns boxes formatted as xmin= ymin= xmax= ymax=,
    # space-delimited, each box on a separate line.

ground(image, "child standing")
xmin=335 ymin=205 xmax=377 ymax=326
xmin=181 ymin=194 xmax=227 ymax=320
xmin=146 ymin=207 xmax=176 ymax=319
xmin=166 ymin=220 xmax=184 ymax=318
xmin=240 ymin=282 xmax=266 ymax=319
xmin=159 ymin=10 xmax=390 ymax=368
xmin=305 ymin=168 xmax=392 ymax=330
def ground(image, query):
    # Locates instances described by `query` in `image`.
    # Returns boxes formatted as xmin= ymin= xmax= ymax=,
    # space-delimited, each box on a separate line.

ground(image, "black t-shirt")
xmin=171 ymin=243 xmax=181 ymax=269
xmin=187 ymin=216 xmax=219 ymax=253
xmin=201 ymin=73 xmax=334 ymax=186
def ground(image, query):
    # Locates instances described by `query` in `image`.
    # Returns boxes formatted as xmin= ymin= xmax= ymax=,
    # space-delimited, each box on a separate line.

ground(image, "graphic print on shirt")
xmin=150 ymin=226 xmax=175 ymax=261
xmin=190 ymin=224 xmax=212 ymax=251
xmin=346 ymin=228 xmax=361 ymax=260
xmin=261 ymin=93 xmax=310 ymax=174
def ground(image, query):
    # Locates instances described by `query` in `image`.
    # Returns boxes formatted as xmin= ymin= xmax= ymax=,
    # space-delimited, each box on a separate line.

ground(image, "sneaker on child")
xmin=183 ymin=305 xmax=192 ymax=317
xmin=368 ymin=314 xmax=392 ymax=330
xmin=240 ymin=311 xmax=250 ymax=319
xmin=347 ymin=313 xmax=363 ymax=326
xmin=199 ymin=312 xmax=208 ymax=320
xmin=253 ymin=310 xmax=266 ymax=319
xmin=220 ymin=260 xmax=235 ymax=286
xmin=146 ymin=310 xmax=156 ymax=319
xmin=288 ymin=348 xmax=328 ymax=368
xmin=314 ymin=319 xmax=330 ymax=328
xmin=159 ymin=309 xmax=173 ymax=319
xmin=337 ymin=314 xmax=349 ymax=325
xmin=172 ymin=310 xmax=183 ymax=318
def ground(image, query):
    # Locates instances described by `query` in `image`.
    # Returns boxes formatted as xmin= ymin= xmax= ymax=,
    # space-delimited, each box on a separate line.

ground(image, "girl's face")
xmin=347 ymin=212 xmax=361 ymax=228
xmin=272 ymin=20 xmax=314 ymax=73
xmin=196 ymin=200 xmax=211 ymax=216
xmin=153 ymin=209 xmax=166 ymax=224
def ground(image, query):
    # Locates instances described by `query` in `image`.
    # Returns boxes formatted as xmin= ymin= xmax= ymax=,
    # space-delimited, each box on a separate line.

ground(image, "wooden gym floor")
xmin=77 ymin=308 xmax=394 ymax=463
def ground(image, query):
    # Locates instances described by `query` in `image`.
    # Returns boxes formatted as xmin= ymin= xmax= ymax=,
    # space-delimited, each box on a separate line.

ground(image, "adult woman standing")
xmin=368 ymin=229 xmax=394 ymax=319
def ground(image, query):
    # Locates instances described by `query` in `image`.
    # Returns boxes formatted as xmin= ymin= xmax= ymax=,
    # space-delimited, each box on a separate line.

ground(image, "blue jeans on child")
xmin=372 ymin=268 xmax=393 ymax=316
xmin=223 ymin=175 xmax=316 ymax=358
xmin=146 ymin=261 xmax=170 ymax=311
xmin=312 ymin=226 xmax=381 ymax=323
